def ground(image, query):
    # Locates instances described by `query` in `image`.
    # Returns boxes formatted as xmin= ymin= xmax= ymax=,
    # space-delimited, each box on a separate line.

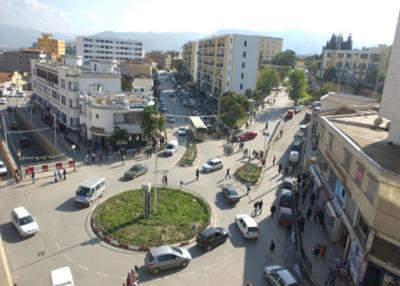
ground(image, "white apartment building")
xmin=31 ymin=55 xmax=121 ymax=132
xmin=76 ymin=36 xmax=143 ymax=62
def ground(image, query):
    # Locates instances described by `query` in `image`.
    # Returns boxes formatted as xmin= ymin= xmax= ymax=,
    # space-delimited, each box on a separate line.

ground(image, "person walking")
xmin=306 ymin=207 xmax=312 ymax=222
xmin=278 ymin=163 xmax=282 ymax=174
xmin=31 ymin=170 xmax=35 ymax=184
xmin=246 ymin=183 xmax=251 ymax=195
xmin=314 ymin=207 xmax=320 ymax=223
xmin=122 ymin=154 xmax=126 ymax=166
xmin=272 ymin=155 xmax=276 ymax=166
xmin=265 ymin=122 xmax=269 ymax=129
xmin=225 ymin=168 xmax=231 ymax=179
xmin=301 ymin=191 xmax=307 ymax=204
xmin=196 ymin=168 xmax=199 ymax=181
xmin=259 ymin=199 xmax=264 ymax=214
xmin=270 ymin=203 xmax=276 ymax=218
xmin=299 ymin=216 xmax=306 ymax=233
xmin=310 ymin=192 xmax=316 ymax=206
xmin=53 ymin=170 xmax=58 ymax=183
xmin=63 ymin=168 xmax=66 ymax=180
xmin=269 ymin=240 xmax=275 ymax=254
xmin=164 ymin=174 xmax=168 ymax=186
xmin=253 ymin=201 xmax=258 ymax=215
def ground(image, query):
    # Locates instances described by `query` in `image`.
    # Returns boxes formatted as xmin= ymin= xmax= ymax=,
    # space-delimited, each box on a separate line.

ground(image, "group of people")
xmin=252 ymin=199 xmax=264 ymax=216
xmin=53 ymin=168 xmax=66 ymax=183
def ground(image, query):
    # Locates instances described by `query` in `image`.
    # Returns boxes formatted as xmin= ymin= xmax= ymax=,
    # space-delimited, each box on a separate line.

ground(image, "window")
xmin=68 ymin=81 xmax=79 ymax=91
xmin=95 ymin=114 xmax=99 ymax=119
xmin=355 ymin=163 xmax=365 ymax=187
xmin=355 ymin=212 xmax=370 ymax=243
xmin=342 ymin=149 xmax=352 ymax=172
xmin=244 ymin=40 xmax=247 ymax=47
xmin=61 ymin=95 xmax=66 ymax=105
xmin=328 ymin=133 xmax=334 ymax=150
xmin=327 ymin=53 xmax=331 ymax=57
xmin=242 ymin=62 xmax=245 ymax=68
xmin=60 ymin=79 xmax=65 ymax=89
xmin=366 ymin=175 xmax=378 ymax=203
xmin=240 ymin=84 xmax=243 ymax=90
xmin=241 ymin=73 xmax=244 ymax=79
xmin=113 ymin=113 xmax=125 ymax=124
xmin=243 ymin=51 xmax=246 ymax=58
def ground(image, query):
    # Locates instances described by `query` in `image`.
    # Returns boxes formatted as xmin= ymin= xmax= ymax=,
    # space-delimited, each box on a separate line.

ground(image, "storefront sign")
xmin=90 ymin=126 xmax=105 ymax=134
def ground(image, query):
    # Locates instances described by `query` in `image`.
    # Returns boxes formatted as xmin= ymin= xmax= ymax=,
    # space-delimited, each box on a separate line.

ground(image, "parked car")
xmin=167 ymin=116 xmax=176 ymax=123
xmin=11 ymin=207 xmax=39 ymax=237
xmin=264 ymin=265 xmax=298 ymax=286
xmin=286 ymin=109 xmax=294 ymax=119
xmin=235 ymin=214 xmax=259 ymax=239
xmin=312 ymin=101 xmax=321 ymax=108
xmin=293 ymin=105 xmax=302 ymax=113
xmin=163 ymin=139 xmax=178 ymax=156
xmin=202 ymin=158 xmax=223 ymax=173
xmin=0 ymin=97 xmax=7 ymax=105
xmin=278 ymin=189 xmax=294 ymax=208
xmin=50 ymin=266 xmax=75 ymax=286
xmin=304 ymin=112 xmax=312 ymax=123
xmin=196 ymin=227 xmax=229 ymax=251
xmin=313 ymin=106 xmax=321 ymax=113
xmin=278 ymin=207 xmax=293 ymax=228
xmin=144 ymin=246 xmax=192 ymax=274
xmin=295 ymin=130 xmax=306 ymax=141
xmin=238 ymin=131 xmax=257 ymax=141
xmin=291 ymin=140 xmax=303 ymax=153
xmin=221 ymin=185 xmax=240 ymax=204
xmin=299 ymin=124 xmax=308 ymax=134
xmin=289 ymin=151 xmax=300 ymax=164
xmin=178 ymin=127 xmax=186 ymax=136
xmin=10 ymin=121 xmax=18 ymax=130
xmin=282 ymin=177 xmax=294 ymax=190
xmin=124 ymin=164 xmax=148 ymax=180
xmin=0 ymin=160 xmax=7 ymax=176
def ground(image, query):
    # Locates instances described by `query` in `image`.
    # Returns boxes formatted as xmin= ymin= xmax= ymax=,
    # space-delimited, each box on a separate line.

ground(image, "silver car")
xmin=144 ymin=246 xmax=192 ymax=274
xmin=124 ymin=164 xmax=148 ymax=180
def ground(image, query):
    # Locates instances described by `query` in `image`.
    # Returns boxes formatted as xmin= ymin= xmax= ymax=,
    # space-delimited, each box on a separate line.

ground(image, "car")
xmin=286 ymin=109 xmax=294 ymax=119
xmin=238 ymin=131 xmax=257 ymax=141
xmin=0 ymin=160 xmax=7 ymax=175
xmin=11 ymin=207 xmax=39 ymax=237
xmin=278 ymin=189 xmax=294 ymax=208
xmin=124 ymin=164 xmax=148 ymax=180
xmin=6 ymin=106 xmax=13 ymax=112
xmin=278 ymin=207 xmax=293 ymax=228
xmin=202 ymin=158 xmax=223 ymax=173
xmin=299 ymin=124 xmax=308 ymax=134
xmin=0 ymin=97 xmax=7 ymax=105
xmin=74 ymin=177 xmax=106 ymax=206
xmin=235 ymin=214 xmax=259 ymax=239
xmin=50 ymin=266 xmax=75 ymax=286
xmin=144 ymin=246 xmax=192 ymax=274
xmin=264 ymin=265 xmax=299 ymax=286
xmin=178 ymin=127 xmax=186 ymax=136
xmin=289 ymin=150 xmax=299 ymax=164
xmin=196 ymin=227 xmax=229 ymax=251
xmin=160 ymin=105 xmax=167 ymax=113
xmin=295 ymin=130 xmax=306 ymax=141
xmin=291 ymin=140 xmax=303 ymax=153
xmin=304 ymin=112 xmax=312 ymax=123
xmin=167 ymin=116 xmax=176 ymax=123
xmin=312 ymin=101 xmax=321 ymax=108
xmin=192 ymin=110 xmax=200 ymax=116
xmin=10 ymin=121 xmax=18 ymax=130
xmin=314 ymin=106 xmax=321 ymax=113
xmin=282 ymin=177 xmax=294 ymax=190
xmin=293 ymin=105 xmax=302 ymax=113
xmin=163 ymin=139 xmax=178 ymax=156
xmin=221 ymin=185 xmax=240 ymax=204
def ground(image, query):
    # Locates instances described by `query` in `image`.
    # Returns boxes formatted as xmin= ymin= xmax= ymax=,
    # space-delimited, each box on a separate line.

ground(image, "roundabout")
xmin=92 ymin=187 xmax=211 ymax=248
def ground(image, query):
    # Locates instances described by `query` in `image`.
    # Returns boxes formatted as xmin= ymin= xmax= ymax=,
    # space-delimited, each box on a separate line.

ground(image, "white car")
xmin=51 ymin=266 xmax=75 ymax=286
xmin=0 ymin=160 xmax=7 ymax=175
xmin=202 ymin=158 xmax=223 ymax=173
xmin=235 ymin=214 xmax=259 ymax=239
xmin=289 ymin=151 xmax=300 ymax=164
xmin=0 ymin=97 xmax=7 ymax=105
xmin=11 ymin=207 xmax=39 ymax=237
xmin=178 ymin=127 xmax=186 ymax=136
xmin=264 ymin=265 xmax=299 ymax=286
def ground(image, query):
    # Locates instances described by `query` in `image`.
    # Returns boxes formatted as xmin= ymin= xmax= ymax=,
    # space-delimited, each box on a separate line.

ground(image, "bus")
xmin=189 ymin=116 xmax=207 ymax=140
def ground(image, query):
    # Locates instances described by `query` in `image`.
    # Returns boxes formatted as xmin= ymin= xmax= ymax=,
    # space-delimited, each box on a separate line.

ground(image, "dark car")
xmin=196 ymin=227 xmax=229 ymax=251
xmin=221 ymin=185 xmax=240 ymax=204
xmin=279 ymin=189 xmax=294 ymax=208
xmin=291 ymin=140 xmax=303 ymax=153
xmin=238 ymin=131 xmax=257 ymax=142
xmin=124 ymin=164 xmax=148 ymax=180
xmin=278 ymin=207 xmax=293 ymax=228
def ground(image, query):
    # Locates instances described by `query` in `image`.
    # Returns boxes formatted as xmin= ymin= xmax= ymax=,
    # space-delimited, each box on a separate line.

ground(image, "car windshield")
xmin=179 ymin=127 xmax=185 ymax=131
xmin=228 ymin=190 xmax=238 ymax=196
xmin=76 ymin=186 xmax=91 ymax=196
xmin=166 ymin=144 xmax=174 ymax=149
xmin=248 ymin=227 xmax=259 ymax=233
xmin=130 ymin=165 xmax=141 ymax=171
xmin=207 ymin=160 xmax=215 ymax=165
xmin=19 ymin=215 xmax=34 ymax=225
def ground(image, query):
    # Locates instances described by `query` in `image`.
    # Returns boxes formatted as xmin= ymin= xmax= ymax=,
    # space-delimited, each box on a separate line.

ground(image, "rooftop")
xmin=132 ymin=78 xmax=153 ymax=89
xmin=80 ymin=92 xmax=154 ymax=110
xmin=0 ymin=72 xmax=13 ymax=83
xmin=327 ymin=112 xmax=400 ymax=174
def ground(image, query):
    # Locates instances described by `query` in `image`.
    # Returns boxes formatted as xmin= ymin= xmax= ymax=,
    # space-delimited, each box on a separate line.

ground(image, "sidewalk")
xmin=0 ymin=233 xmax=13 ymax=286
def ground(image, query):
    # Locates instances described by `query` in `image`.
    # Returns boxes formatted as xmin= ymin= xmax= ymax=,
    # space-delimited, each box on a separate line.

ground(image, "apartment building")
xmin=320 ymin=45 xmax=391 ymax=84
xmin=196 ymin=34 xmax=283 ymax=99
xmin=31 ymin=55 xmax=121 ymax=132
xmin=76 ymin=36 xmax=143 ymax=62
xmin=182 ymin=41 xmax=198 ymax=82
xmin=310 ymin=14 xmax=400 ymax=286
xmin=36 ymin=33 xmax=65 ymax=60
xmin=0 ymin=48 xmax=46 ymax=73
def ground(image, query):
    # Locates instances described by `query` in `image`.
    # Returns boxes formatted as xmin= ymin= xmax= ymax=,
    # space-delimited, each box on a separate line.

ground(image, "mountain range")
xmin=0 ymin=24 xmax=384 ymax=55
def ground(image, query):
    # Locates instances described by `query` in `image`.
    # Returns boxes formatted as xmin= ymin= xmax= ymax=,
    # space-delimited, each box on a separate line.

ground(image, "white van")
xmin=163 ymin=139 xmax=178 ymax=156
xmin=235 ymin=214 xmax=260 ymax=239
xmin=50 ymin=266 xmax=75 ymax=286
xmin=74 ymin=176 xmax=106 ymax=206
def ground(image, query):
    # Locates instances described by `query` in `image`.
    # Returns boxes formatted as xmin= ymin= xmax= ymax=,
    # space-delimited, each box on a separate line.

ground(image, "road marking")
xmin=78 ymin=264 xmax=89 ymax=271
xmin=63 ymin=254 xmax=72 ymax=261
xmin=179 ymin=271 xmax=195 ymax=277
xmin=97 ymin=271 xmax=109 ymax=277
xmin=204 ymin=263 xmax=217 ymax=271
xmin=55 ymin=242 xmax=61 ymax=250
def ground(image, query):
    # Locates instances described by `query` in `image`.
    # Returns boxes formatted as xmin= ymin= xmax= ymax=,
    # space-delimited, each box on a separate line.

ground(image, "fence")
xmin=23 ymin=159 xmax=76 ymax=176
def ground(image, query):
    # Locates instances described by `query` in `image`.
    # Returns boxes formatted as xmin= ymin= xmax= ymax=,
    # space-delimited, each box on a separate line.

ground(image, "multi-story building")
xmin=182 ymin=41 xmax=198 ymax=82
xmin=36 ymin=33 xmax=65 ymax=60
xmin=310 ymin=13 xmax=400 ymax=286
xmin=196 ymin=34 xmax=283 ymax=99
xmin=0 ymin=48 xmax=46 ymax=72
xmin=31 ymin=55 xmax=121 ymax=132
xmin=320 ymin=45 xmax=391 ymax=85
xmin=144 ymin=51 xmax=169 ymax=70
xmin=76 ymin=36 xmax=143 ymax=62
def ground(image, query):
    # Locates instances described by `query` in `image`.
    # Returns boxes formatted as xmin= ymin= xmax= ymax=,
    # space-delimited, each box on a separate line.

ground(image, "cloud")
xmin=0 ymin=0 xmax=70 ymax=32
xmin=82 ymin=11 xmax=104 ymax=22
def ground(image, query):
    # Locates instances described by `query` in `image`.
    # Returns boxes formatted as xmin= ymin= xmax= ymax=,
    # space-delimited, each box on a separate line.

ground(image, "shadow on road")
xmin=55 ymin=198 xmax=81 ymax=212
xmin=0 ymin=222 xmax=25 ymax=244
xmin=214 ymin=192 xmax=236 ymax=210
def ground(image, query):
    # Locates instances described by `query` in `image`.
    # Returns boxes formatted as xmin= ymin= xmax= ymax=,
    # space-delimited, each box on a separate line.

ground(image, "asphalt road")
xmin=0 ymin=80 xmax=311 ymax=286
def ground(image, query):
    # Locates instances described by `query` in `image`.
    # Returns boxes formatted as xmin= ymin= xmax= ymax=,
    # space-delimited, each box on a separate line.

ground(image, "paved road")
xmin=0 ymin=82 xmax=311 ymax=286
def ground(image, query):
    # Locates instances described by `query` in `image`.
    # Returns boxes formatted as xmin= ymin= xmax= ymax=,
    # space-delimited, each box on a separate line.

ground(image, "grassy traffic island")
xmin=178 ymin=143 xmax=197 ymax=166
xmin=93 ymin=188 xmax=210 ymax=247
xmin=235 ymin=163 xmax=262 ymax=184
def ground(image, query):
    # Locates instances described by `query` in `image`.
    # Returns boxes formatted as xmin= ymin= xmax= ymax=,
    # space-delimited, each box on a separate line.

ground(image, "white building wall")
xmin=77 ymin=77 xmax=121 ymax=94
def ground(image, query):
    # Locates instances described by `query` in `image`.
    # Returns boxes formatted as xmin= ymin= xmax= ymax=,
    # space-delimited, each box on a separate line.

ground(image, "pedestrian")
xmin=278 ymin=163 xmax=282 ymax=174
xmin=300 ymin=216 xmax=305 ymax=233
xmin=225 ymin=168 xmax=231 ymax=179
xmin=310 ymin=192 xmax=316 ymax=206
xmin=58 ymin=169 xmax=62 ymax=181
xmin=306 ymin=207 xmax=312 ymax=222
xmin=253 ymin=201 xmax=258 ymax=215
xmin=313 ymin=242 xmax=321 ymax=256
xmin=164 ymin=174 xmax=168 ymax=186
xmin=272 ymin=155 xmax=276 ymax=166
xmin=325 ymin=268 xmax=336 ymax=286
xmin=270 ymin=203 xmax=276 ymax=218
xmin=279 ymin=129 xmax=283 ymax=137
xmin=31 ymin=170 xmax=35 ymax=184
xmin=301 ymin=191 xmax=307 ymax=204
xmin=122 ymin=154 xmax=125 ymax=166
xmin=92 ymin=152 xmax=96 ymax=163
xmin=314 ymin=207 xmax=320 ymax=223
xmin=196 ymin=168 xmax=199 ymax=180
xmin=180 ymin=180 xmax=184 ymax=190
xmin=146 ymin=148 xmax=149 ymax=158
xmin=269 ymin=240 xmax=275 ymax=254
xmin=63 ymin=168 xmax=66 ymax=180
xmin=54 ymin=170 xmax=58 ymax=183
xmin=246 ymin=183 xmax=251 ymax=195
xmin=284 ymin=167 xmax=288 ymax=176
xmin=265 ymin=122 xmax=269 ymax=129
xmin=259 ymin=199 xmax=264 ymax=214
xmin=320 ymin=218 xmax=325 ymax=233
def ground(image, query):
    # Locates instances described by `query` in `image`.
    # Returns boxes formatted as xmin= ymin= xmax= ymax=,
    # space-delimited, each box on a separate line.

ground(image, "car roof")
xmin=277 ymin=269 xmax=297 ymax=284
xmin=200 ymin=227 xmax=222 ymax=236
xmin=80 ymin=176 xmax=105 ymax=188
xmin=236 ymin=214 xmax=258 ymax=227
xmin=292 ymin=140 xmax=302 ymax=146
xmin=209 ymin=158 xmax=222 ymax=163
xmin=12 ymin=206 xmax=30 ymax=218
xmin=279 ymin=207 xmax=292 ymax=214
xmin=281 ymin=189 xmax=293 ymax=196
xmin=283 ymin=177 xmax=293 ymax=184
xmin=150 ymin=245 xmax=174 ymax=256
xmin=51 ymin=266 xmax=74 ymax=285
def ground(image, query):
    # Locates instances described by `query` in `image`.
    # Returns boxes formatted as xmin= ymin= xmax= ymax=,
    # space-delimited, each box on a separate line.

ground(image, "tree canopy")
xmin=323 ymin=67 xmax=338 ymax=82
xmin=220 ymin=92 xmax=250 ymax=128
xmin=288 ymin=70 xmax=307 ymax=104
xmin=271 ymin=50 xmax=296 ymax=67
xmin=323 ymin=33 xmax=353 ymax=50
xmin=141 ymin=106 xmax=164 ymax=140
xmin=257 ymin=67 xmax=279 ymax=94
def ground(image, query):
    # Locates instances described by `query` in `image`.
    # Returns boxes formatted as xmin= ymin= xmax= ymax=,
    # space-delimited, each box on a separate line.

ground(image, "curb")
xmin=90 ymin=187 xmax=213 ymax=252
xmin=177 ymin=144 xmax=199 ymax=167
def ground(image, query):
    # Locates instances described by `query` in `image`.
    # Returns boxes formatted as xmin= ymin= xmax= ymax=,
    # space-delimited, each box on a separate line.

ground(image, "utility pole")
xmin=53 ymin=109 xmax=57 ymax=147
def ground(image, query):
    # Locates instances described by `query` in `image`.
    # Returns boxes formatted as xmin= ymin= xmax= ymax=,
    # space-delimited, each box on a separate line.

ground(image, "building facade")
xmin=36 ymin=33 xmax=65 ymax=60
xmin=144 ymin=51 xmax=169 ymax=70
xmin=320 ymin=45 xmax=391 ymax=85
xmin=31 ymin=56 xmax=121 ymax=132
xmin=0 ymin=49 xmax=46 ymax=73
xmin=76 ymin=36 xmax=143 ymax=62
xmin=119 ymin=61 xmax=152 ymax=79
xmin=182 ymin=41 xmax=198 ymax=82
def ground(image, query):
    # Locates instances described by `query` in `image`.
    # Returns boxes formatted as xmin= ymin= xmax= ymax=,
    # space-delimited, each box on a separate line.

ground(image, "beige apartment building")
xmin=320 ymin=45 xmax=391 ymax=84
xmin=182 ymin=41 xmax=198 ymax=82
xmin=36 ymin=33 xmax=65 ymax=60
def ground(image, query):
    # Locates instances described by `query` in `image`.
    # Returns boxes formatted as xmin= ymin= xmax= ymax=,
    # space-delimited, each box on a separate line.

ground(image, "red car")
xmin=238 ymin=131 xmax=257 ymax=141
xmin=278 ymin=207 xmax=292 ymax=228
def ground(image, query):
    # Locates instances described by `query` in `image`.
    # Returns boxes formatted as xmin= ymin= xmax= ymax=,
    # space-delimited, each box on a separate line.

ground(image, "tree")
xmin=220 ymin=92 xmax=250 ymax=128
xmin=271 ymin=50 xmax=296 ymax=67
xmin=245 ymin=89 xmax=252 ymax=97
xmin=323 ymin=67 xmax=338 ymax=82
xmin=324 ymin=34 xmax=337 ymax=50
xmin=141 ymin=106 xmax=164 ymax=140
xmin=342 ymin=34 xmax=353 ymax=50
xmin=121 ymin=77 xmax=132 ymax=92
xmin=112 ymin=126 xmax=129 ymax=144
xmin=257 ymin=67 xmax=279 ymax=94
xmin=288 ymin=70 xmax=307 ymax=104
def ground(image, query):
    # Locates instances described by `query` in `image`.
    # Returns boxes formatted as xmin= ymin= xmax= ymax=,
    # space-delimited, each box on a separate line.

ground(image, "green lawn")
xmin=178 ymin=143 xmax=197 ymax=166
xmin=235 ymin=163 xmax=262 ymax=184
xmin=94 ymin=188 xmax=209 ymax=246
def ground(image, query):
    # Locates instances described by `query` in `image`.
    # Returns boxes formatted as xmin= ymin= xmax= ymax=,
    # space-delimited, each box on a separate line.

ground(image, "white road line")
xmin=78 ymin=264 xmax=89 ymax=271
xmin=55 ymin=242 xmax=61 ymax=250
xmin=179 ymin=271 xmax=195 ymax=277
xmin=97 ymin=272 xmax=109 ymax=277
xmin=63 ymin=254 xmax=72 ymax=261
xmin=204 ymin=263 xmax=218 ymax=271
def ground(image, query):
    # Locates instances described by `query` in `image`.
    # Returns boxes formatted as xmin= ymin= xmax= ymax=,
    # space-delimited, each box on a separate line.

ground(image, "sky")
xmin=0 ymin=0 xmax=399 ymax=45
